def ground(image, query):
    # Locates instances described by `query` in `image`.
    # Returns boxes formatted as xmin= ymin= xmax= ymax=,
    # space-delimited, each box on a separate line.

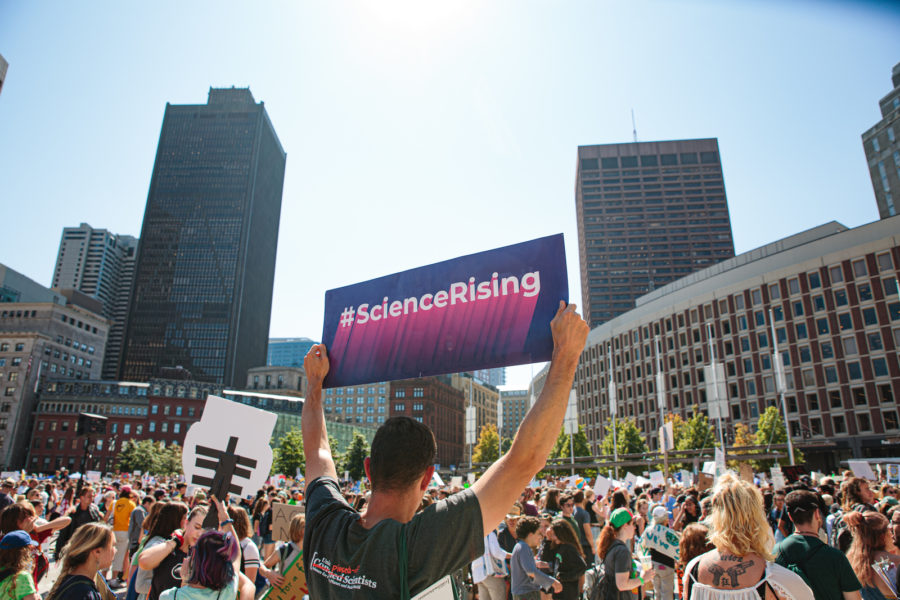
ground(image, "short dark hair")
xmin=516 ymin=516 xmax=541 ymax=539
xmin=369 ymin=417 xmax=436 ymax=492
xmin=573 ymin=491 xmax=584 ymax=504
xmin=785 ymin=490 xmax=820 ymax=525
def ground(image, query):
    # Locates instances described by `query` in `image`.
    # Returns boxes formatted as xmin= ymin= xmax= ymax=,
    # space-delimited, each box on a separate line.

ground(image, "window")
xmin=838 ymin=313 xmax=853 ymax=331
xmin=815 ymin=318 xmax=829 ymax=335
xmin=873 ymin=358 xmax=889 ymax=377
xmin=862 ymin=307 xmax=878 ymax=326
xmin=857 ymin=413 xmax=872 ymax=431
xmin=821 ymin=341 xmax=834 ymax=359
xmin=824 ymin=366 xmax=838 ymax=383
xmin=852 ymin=259 xmax=867 ymax=278
xmin=793 ymin=301 xmax=804 ymax=317
xmin=830 ymin=265 xmax=844 ymax=283
xmin=880 ymin=384 xmax=895 ymax=404
xmin=151 ymin=405 xmax=158 ymax=414
xmin=799 ymin=346 xmax=812 ymax=363
xmin=834 ymin=289 xmax=848 ymax=307
xmin=123 ymin=424 xmax=131 ymax=434
xmin=812 ymin=295 xmax=825 ymax=311
xmin=161 ymin=422 xmax=168 ymax=433
xmin=413 ymin=387 xmax=424 ymax=398
xmin=808 ymin=272 xmax=821 ymax=289
xmin=788 ymin=278 xmax=800 ymax=295
xmin=773 ymin=306 xmax=784 ymax=321
xmin=833 ymin=415 xmax=846 ymax=434
xmin=808 ymin=394 xmax=820 ymax=411
xmin=795 ymin=323 xmax=808 ymax=339
xmin=878 ymin=253 xmax=894 ymax=271
xmin=757 ymin=332 xmax=768 ymax=347
xmin=830 ymin=390 xmax=842 ymax=408
xmin=394 ymin=403 xmax=405 ymax=411
xmin=858 ymin=284 xmax=873 ymax=301
xmin=847 ymin=362 xmax=863 ymax=380
xmin=174 ymin=423 xmax=181 ymax=434
xmin=149 ymin=421 xmax=155 ymax=432
xmin=885 ymin=411 xmax=899 ymax=431
xmin=175 ymin=406 xmax=182 ymax=416
xmin=801 ymin=370 xmax=815 ymax=387
xmin=395 ymin=389 xmax=406 ymax=398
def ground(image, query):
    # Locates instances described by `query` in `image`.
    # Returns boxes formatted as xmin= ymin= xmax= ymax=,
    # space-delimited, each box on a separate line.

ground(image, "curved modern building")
xmin=574 ymin=216 xmax=900 ymax=469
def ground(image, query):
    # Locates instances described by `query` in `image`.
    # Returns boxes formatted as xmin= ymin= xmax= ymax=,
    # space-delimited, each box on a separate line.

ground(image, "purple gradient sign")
xmin=321 ymin=234 xmax=568 ymax=388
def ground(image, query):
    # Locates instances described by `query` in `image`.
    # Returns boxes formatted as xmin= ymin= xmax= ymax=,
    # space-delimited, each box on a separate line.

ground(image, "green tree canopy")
xmin=272 ymin=427 xmax=305 ymax=477
xmin=341 ymin=432 xmax=370 ymax=481
xmin=674 ymin=411 xmax=716 ymax=451
xmin=754 ymin=405 xmax=803 ymax=468
xmin=550 ymin=425 xmax=591 ymax=460
xmin=472 ymin=424 xmax=500 ymax=464
xmin=116 ymin=440 xmax=183 ymax=475
xmin=600 ymin=418 xmax=648 ymax=474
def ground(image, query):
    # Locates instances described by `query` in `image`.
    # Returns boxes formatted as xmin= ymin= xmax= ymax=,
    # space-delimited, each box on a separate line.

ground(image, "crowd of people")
xmin=0 ymin=475 xmax=306 ymax=600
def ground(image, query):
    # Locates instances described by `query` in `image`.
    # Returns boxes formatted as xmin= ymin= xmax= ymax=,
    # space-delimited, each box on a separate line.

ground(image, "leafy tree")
xmin=501 ymin=437 xmax=513 ymax=453
xmin=600 ymin=418 xmax=648 ymax=474
xmin=754 ymin=405 xmax=803 ymax=468
xmin=116 ymin=440 xmax=159 ymax=474
xmin=550 ymin=426 xmax=591 ymax=461
xmin=728 ymin=423 xmax=757 ymax=469
xmin=472 ymin=424 xmax=500 ymax=464
xmin=272 ymin=427 xmax=305 ymax=477
xmin=675 ymin=412 xmax=716 ymax=452
xmin=341 ymin=432 xmax=370 ymax=481
xmin=157 ymin=443 xmax=183 ymax=475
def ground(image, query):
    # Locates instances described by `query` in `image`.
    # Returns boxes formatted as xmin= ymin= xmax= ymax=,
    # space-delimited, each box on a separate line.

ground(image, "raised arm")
xmin=472 ymin=301 xmax=588 ymax=536
xmin=303 ymin=344 xmax=339 ymax=483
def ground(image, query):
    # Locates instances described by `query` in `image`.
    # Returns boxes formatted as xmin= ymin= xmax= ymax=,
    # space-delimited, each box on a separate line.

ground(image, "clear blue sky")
xmin=1 ymin=1 xmax=898 ymax=390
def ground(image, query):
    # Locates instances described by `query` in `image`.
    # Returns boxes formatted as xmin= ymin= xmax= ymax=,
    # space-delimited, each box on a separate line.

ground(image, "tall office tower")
xmin=121 ymin=88 xmax=286 ymax=386
xmin=267 ymin=337 xmax=317 ymax=367
xmin=52 ymin=223 xmax=138 ymax=379
xmin=0 ymin=54 xmax=8 ymax=96
xmin=862 ymin=62 xmax=900 ymax=219
xmin=576 ymin=139 xmax=736 ymax=328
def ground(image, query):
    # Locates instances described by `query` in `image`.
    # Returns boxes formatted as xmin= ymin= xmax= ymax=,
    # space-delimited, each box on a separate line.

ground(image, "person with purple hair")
xmin=158 ymin=529 xmax=239 ymax=600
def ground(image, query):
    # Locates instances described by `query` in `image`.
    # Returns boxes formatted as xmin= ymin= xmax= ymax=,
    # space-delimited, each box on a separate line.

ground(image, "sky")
xmin=1 ymin=1 xmax=898 ymax=391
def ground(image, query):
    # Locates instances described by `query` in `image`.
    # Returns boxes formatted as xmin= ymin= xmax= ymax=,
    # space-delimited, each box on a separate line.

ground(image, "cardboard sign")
xmin=696 ymin=472 xmax=714 ymax=492
xmin=887 ymin=464 xmax=900 ymax=485
xmin=624 ymin=472 xmax=637 ymax=493
xmin=702 ymin=461 xmax=716 ymax=475
xmin=182 ymin=395 xmax=277 ymax=502
xmin=321 ymin=234 xmax=568 ymax=387
xmin=739 ymin=463 xmax=755 ymax=483
xmin=86 ymin=470 xmax=101 ymax=483
xmin=641 ymin=523 xmax=681 ymax=560
xmin=271 ymin=502 xmax=305 ymax=542
xmin=649 ymin=471 xmax=665 ymax=487
xmin=848 ymin=460 xmax=877 ymax=481
xmin=450 ymin=476 xmax=463 ymax=488
xmin=413 ymin=576 xmax=455 ymax=600
xmin=261 ymin=549 xmax=307 ymax=600
xmin=770 ymin=466 xmax=786 ymax=490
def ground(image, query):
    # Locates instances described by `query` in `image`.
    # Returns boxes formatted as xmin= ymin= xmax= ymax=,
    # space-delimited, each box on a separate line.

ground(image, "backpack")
xmin=582 ymin=563 xmax=608 ymax=600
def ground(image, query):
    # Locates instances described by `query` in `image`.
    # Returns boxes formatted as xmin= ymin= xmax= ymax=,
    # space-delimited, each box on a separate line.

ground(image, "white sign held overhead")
xmin=182 ymin=395 xmax=277 ymax=501
xmin=564 ymin=390 xmax=578 ymax=435
xmin=848 ymin=460 xmax=877 ymax=481
xmin=593 ymin=474 xmax=611 ymax=498
xmin=450 ymin=476 xmax=463 ymax=488
xmin=86 ymin=470 xmax=101 ymax=483
xmin=624 ymin=472 xmax=637 ymax=493
xmin=649 ymin=471 xmax=665 ymax=487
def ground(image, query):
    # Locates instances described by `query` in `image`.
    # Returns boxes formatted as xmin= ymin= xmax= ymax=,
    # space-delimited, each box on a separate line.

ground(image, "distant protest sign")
xmin=271 ymin=502 xmax=304 ymax=542
xmin=321 ymin=234 xmax=568 ymax=388
xmin=641 ymin=523 xmax=680 ymax=560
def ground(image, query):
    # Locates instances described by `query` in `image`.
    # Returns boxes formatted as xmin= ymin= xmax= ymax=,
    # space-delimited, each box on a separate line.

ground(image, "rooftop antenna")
xmin=631 ymin=109 xmax=638 ymax=143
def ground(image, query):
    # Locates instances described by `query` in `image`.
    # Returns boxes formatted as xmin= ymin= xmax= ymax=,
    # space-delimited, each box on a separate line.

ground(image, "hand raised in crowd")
xmin=304 ymin=343 xmax=330 ymax=385
xmin=550 ymin=301 xmax=589 ymax=360
xmin=210 ymin=493 xmax=229 ymax=525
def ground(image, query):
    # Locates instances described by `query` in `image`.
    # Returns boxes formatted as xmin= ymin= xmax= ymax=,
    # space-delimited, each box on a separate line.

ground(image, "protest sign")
xmin=261 ymin=551 xmax=306 ymax=600
xmin=430 ymin=471 xmax=444 ymax=487
xmin=183 ymin=395 xmax=276 ymax=528
xmin=86 ymin=470 xmax=101 ymax=483
xmin=696 ymin=472 xmax=714 ymax=492
xmin=781 ymin=465 xmax=809 ymax=482
xmin=702 ymin=462 xmax=716 ymax=475
xmin=450 ymin=476 xmax=463 ymax=488
xmin=641 ymin=523 xmax=680 ymax=560
xmin=624 ymin=472 xmax=637 ymax=493
xmin=649 ymin=471 xmax=665 ymax=487
xmin=739 ymin=463 xmax=755 ymax=483
xmin=467 ymin=472 xmax=476 ymax=485
xmin=679 ymin=470 xmax=693 ymax=487
xmin=271 ymin=502 xmax=305 ymax=542
xmin=848 ymin=460 xmax=877 ymax=481
xmin=887 ymin=464 xmax=900 ymax=485
xmin=593 ymin=475 xmax=611 ymax=498
xmin=714 ymin=447 xmax=726 ymax=476
xmin=770 ymin=466 xmax=786 ymax=490
xmin=321 ymin=234 xmax=568 ymax=387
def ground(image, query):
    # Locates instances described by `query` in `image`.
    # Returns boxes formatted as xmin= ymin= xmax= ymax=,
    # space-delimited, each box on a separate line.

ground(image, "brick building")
xmin=390 ymin=376 xmax=465 ymax=468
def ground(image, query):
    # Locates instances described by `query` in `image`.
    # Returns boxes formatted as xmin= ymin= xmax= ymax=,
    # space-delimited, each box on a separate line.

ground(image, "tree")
xmin=157 ymin=443 xmax=183 ymax=475
xmin=600 ymin=418 xmax=648 ymax=474
xmin=728 ymin=423 xmax=757 ymax=469
xmin=754 ymin=405 xmax=803 ymax=468
xmin=341 ymin=432 xmax=370 ymax=481
xmin=501 ymin=437 xmax=513 ymax=453
xmin=273 ymin=427 xmax=305 ymax=477
xmin=116 ymin=440 xmax=159 ymax=474
xmin=472 ymin=424 xmax=500 ymax=464
xmin=550 ymin=426 xmax=592 ymax=461
xmin=675 ymin=412 xmax=716 ymax=452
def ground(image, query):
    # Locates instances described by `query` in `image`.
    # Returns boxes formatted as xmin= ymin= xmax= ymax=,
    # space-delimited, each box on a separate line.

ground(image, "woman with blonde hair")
xmin=682 ymin=473 xmax=813 ymax=600
xmin=45 ymin=522 xmax=117 ymax=600
xmin=844 ymin=511 xmax=900 ymax=600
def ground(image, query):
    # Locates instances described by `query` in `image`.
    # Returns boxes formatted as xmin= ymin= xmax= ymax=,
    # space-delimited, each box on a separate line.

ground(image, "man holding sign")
xmin=302 ymin=301 xmax=588 ymax=599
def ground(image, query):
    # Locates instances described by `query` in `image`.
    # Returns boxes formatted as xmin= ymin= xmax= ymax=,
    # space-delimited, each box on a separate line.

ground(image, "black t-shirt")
xmin=52 ymin=574 xmax=102 ymax=600
xmin=774 ymin=533 xmax=860 ymax=600
xmin=303 ymin=476 xmax=484 ymax=598
xmin=150 ymin=545 xmax=187 ymax=600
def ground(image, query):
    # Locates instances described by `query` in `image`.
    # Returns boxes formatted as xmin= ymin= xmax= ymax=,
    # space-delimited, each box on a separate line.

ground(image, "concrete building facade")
xmin=0 ymin=302 xmax=108 ymax=468
xmin=267 ymin=338 xmax=317 ymax=367
xmin=246 ymin=366 xmax=305 ymax=396
xmin=500 ymin=389 xmax=529 ymax=440
xmin=52 ymin=223 xmax=138 ymax=380
xmin=324 ymin=381 xmax=391 ymax=427
xmin=449 ymin=372 xmax=499 ymax=438
xmin=574 ymin=217 xmax=900 ymax=471
xmin=576 ymin=139 xmax=735 ymax=328
xmin=121 ymin=87 xmax=286 ymax=387
xmin=862 ymin=62 xmax=900 ymax=219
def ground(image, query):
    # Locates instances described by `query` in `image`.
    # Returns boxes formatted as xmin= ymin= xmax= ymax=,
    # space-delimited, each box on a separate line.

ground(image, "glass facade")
xmin=121 ymin=88 xmax=286 ymax=386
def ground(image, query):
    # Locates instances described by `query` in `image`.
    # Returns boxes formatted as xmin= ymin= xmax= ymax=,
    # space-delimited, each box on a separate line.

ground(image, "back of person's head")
xmin=842 ymin=477 xmax=869 ymax=510
xmin=289 ymin=513 xmax=305 ymax=544
xmin=147 ymin=501 xmax=188 ymax=540
xmin=48 ymin=523 xmax=113 ymax=600
xmin=611 ymin=490 xmax=628 ymax=510
xmin=369 ymin=417 xmax=436 ymax=492
xmin=545 ymin=488 xmax=561 ymax=512
xmin=227 ymin=506 xmax=251 ymax=540
xmin=573 ymin=491 xmax=584 ymax=504
xmin=677 ymin=523 xmax=713 ymax=569
xmin=188 ymin=530 xmax=238 ymax=590
xmin=785 ymin=490 xmax=820 ymax=525
xmin=0 ymin=502 xmax=35 ymax=534
xmin=550 ymin=518 xmax=584 ymax=557
xmin=708 ymin=472 xmax=773 ymax=561
xmin=515 ymin=516 xmax=541 ymax=539
xmin=845 ymin=511 xmax=889 ymax=586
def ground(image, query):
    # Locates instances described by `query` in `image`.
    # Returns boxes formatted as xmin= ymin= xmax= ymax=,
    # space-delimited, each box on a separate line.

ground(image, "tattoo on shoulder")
xmin=708 ymin=560 xmax=753 ymax=587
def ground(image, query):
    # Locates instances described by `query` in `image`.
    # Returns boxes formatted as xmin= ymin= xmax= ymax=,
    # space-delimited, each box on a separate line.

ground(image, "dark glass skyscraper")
xmin=576 ymin=139 xmax=735 ymax=328
xmin=121 ymin=88 xmax=286 ymax=386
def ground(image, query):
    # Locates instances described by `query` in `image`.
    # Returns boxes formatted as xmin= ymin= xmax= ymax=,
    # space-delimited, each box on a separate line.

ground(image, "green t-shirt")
xmin=775 ymin=532 xmax=861 ymax=600
xmin=0 ymin=572 xmax=37 ymax=600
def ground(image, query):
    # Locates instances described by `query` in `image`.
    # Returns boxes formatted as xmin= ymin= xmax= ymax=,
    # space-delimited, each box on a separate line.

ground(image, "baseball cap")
xmin=651 ymin=505 xmax=668 ymax=521
xmin=121 ymin=485 xmax=133 ymax=494
xmin=0 ymin=530 xmax=38 ymax=550
xmin=609 ymin=507 xmax=634 ymax=529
